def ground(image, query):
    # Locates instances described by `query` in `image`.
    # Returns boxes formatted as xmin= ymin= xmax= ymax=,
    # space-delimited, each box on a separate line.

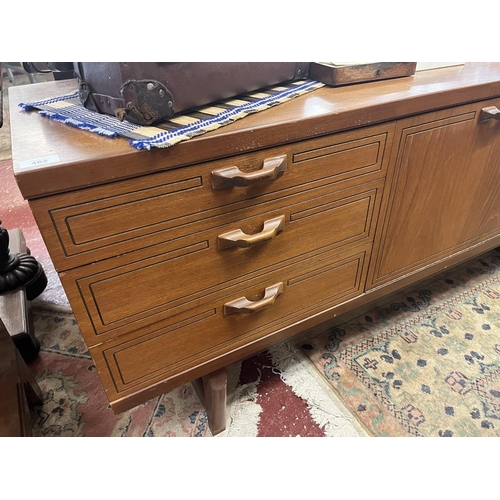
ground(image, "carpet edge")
xmin=269 ymin=342 xmax=369 ymax=437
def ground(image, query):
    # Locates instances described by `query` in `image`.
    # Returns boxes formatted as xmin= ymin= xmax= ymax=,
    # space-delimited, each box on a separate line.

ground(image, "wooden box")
xmin=309 ymin=62 xmax=417 ymax=86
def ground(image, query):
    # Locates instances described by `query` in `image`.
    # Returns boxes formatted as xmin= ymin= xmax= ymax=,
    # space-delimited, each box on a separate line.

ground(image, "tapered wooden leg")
xmin=192 ymin=367 xmax=227 ymax=436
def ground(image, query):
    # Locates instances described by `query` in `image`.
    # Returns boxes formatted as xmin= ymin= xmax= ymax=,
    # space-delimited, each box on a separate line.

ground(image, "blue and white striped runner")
xmin=19 ymin=79 xmax=324 ymax=150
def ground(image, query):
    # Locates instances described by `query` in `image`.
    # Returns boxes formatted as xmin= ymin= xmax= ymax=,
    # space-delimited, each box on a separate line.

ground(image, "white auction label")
xmin=19 ymin=155 xmax=61 ymax=169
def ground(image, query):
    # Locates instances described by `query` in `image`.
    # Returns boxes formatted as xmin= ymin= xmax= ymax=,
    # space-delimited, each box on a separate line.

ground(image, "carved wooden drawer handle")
xmin=223 ymin=282 xmax=284 ymax=315
xmin=217 ymin=215 xmax=285 ymax=250
xmin=211 ymin=155 xmax=287 ymax=189
xmin=479 ymin=106 xmax=500 ymax=122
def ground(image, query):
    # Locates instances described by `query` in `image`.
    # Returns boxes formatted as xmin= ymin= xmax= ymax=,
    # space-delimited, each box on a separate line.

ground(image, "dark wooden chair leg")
xmin=192 ymin=367 xmax=227 ymax=435
xmin=16 ymin=349 xmax=43 ymax=407
xmin=0 ymin=318 xmax=42 ymax=437
xmin=8 ymin=298 xmax=40 ymax=363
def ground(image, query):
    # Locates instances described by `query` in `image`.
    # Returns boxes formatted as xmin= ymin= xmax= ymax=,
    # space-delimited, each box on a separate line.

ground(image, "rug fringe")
xmin=32 ymin=301 xmax=74 ymax=315
xmin=269 ymin=342 xmax=369 ymax=437
xmin=38 ymin=111 xmax=119 ymax=138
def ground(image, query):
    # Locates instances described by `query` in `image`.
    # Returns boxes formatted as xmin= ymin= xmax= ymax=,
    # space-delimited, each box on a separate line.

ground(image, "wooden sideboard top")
xmin=9 ymin=62 xmax=500 ymax=199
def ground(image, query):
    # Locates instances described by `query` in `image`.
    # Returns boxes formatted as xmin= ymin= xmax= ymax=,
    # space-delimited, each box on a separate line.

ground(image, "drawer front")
xmin=89 ymin=244 xmax=371 ymax=401
xmin=31 ymin=122 xmax=393 ymax=271
xmin=61 ymin=180 xmax=383 ymax=346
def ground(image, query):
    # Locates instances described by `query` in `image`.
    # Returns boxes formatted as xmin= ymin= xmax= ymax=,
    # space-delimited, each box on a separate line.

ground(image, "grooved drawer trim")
xmin=99 ymin=246 xmax=369 ymax=394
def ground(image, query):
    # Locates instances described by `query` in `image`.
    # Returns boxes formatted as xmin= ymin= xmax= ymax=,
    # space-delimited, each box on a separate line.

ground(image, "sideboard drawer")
xmin=31 ymin=122 xmax=393 ymax=271
xmin=61 ymin=181 xmax=383 ymax=346
xmin=61 ymin=180 xmax=383 ymax=346
xmin=89 ymin=243 xmax=371 ymax=405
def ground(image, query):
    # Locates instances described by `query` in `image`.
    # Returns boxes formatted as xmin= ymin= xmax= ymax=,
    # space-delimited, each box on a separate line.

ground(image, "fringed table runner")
xmin=19 ymin=79 xmax=324 ymax=150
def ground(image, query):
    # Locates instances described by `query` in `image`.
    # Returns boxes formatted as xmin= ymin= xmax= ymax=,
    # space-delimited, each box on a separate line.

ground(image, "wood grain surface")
xmin=8 ymin=62 xmax=500 ymax=426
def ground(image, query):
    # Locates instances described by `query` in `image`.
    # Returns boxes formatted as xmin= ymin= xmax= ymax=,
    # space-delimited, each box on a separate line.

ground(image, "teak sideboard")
xmin=8 ymin=63 xmax=500 ymax=435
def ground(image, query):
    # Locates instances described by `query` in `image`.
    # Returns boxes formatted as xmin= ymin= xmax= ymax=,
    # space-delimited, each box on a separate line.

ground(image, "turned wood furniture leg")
xmin=192 ymin=367 xmax=227 ymax=435
xmin=0 ymin=318 xmax=43 ymax=437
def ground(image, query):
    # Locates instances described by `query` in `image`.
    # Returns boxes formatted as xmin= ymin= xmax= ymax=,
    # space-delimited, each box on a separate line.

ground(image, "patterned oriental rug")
xmin=299 ymin=249 xmax=500 ymax=437
xmin=28 ymin=249 xmax=500 ymax=437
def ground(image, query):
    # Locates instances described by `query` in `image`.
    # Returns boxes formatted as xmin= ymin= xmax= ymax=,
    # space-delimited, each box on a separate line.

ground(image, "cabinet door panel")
xmin=368 ymin=101 xmax=500 ymax=288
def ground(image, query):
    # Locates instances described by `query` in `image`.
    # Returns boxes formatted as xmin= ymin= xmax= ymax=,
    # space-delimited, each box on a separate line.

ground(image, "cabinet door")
xmin=368 ymin=100 xmax=500 ymax=289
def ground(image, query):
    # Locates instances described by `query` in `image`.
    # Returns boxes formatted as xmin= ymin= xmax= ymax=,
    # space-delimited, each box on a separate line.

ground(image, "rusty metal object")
xmin=118 ymin=79 xmax=174 ymax=125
